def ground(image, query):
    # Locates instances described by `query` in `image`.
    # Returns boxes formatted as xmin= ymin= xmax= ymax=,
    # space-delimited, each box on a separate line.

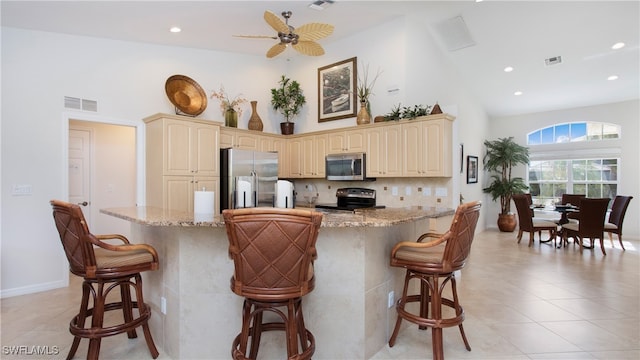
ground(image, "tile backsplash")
xmin=292 ymin=178 xmax=453 ymax=208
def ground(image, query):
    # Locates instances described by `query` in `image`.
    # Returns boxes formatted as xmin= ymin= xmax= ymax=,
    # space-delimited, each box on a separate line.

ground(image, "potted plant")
xmin=482 ymin=137 xmax=530 ymax=232
xmin=271 ymin=75 xmax=306 ymax=135
xmin=356 ymin=63 xmax=382 ymax=125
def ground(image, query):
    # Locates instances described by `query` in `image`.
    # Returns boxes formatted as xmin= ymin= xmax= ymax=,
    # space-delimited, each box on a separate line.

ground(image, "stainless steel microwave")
xmin=325 ymin=153 xmax=370 ymax=181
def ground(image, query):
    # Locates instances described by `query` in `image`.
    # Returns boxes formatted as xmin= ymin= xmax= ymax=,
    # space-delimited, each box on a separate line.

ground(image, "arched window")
xmin=527 ymin=122 xmax=620 ymax=145
xmin=527 ymin=122 xmax=621 ymax=206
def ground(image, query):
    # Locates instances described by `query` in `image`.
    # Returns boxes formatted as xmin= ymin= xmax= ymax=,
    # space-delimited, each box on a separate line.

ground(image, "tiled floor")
xmin=1 ymin=229 xmax=638 ymax=359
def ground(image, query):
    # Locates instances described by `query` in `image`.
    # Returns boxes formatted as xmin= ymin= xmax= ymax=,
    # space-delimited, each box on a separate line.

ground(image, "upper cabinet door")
xmin=164 ymin=120 xmax=193 ymax=175
xmin=164 ymin=119 xmax=219 ymax=176
xmin=192 ymin=123 xmax=219 ymax=177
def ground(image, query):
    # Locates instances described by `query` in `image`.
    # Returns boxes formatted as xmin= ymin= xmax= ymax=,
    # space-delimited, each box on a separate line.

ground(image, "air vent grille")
xmin=64 ymin=96 xmax=98 ymax=112
xmin=64 ymin=96 xmax=81 ymax=110
xmin=545 ymin=56 xmax=562 ymax=66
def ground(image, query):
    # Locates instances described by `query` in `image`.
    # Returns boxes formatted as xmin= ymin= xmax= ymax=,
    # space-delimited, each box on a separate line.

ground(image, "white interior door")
xmin=69 ymin=128 xmax=92 ymax=226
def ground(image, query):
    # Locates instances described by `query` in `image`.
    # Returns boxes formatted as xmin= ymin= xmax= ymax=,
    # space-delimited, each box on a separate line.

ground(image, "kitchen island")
xmin=102 ymin=206 xmax=454 ymax=359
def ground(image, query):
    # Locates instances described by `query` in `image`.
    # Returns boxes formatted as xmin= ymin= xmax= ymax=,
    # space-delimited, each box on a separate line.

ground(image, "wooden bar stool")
xmin=388 ymin=201 xmax=481 ymax=360
xmin=50 ymin=200 xmax=159 ymax=360
xmin=223 ymin=208 xmax=323 ymax=360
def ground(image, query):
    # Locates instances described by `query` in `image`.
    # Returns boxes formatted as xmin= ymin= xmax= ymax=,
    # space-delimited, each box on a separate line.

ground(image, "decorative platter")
xmin=164 ymin=75 xmax=207 ymax=116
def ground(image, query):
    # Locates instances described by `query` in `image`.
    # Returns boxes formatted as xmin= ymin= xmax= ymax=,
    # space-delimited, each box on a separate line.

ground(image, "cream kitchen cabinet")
xmin=365 ymin=124 xmax=403 ymax=177
xmin=257 ymin=134 xmax=289 ymax=178
xmin=144 ymin=113 xmax=221 ymax=212
xmin=302 ymin=134 xmax=327 ymax=178
xmin=163 ymin=176 xmax=219 ymax=214
xmin=327 ymin=129 xmax=366 ymax=154
xmin=402 ymin=116 xmax=453 ymax=177
xmin=220 ymin=128 xmax=259 ymax=150
xmin=287 ymin=137 xmax=304 ymax=178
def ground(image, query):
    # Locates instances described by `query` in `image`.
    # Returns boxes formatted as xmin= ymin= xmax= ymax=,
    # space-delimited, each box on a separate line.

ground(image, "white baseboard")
xmin=0 ymin=279 xmax=68 ymax=299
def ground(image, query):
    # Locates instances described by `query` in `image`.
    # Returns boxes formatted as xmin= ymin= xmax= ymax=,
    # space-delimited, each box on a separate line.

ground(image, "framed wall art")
xmin=318 ymin=57 xmax=357 ymax=122
xmin=467 ymin=156 xmax=478 ymax=184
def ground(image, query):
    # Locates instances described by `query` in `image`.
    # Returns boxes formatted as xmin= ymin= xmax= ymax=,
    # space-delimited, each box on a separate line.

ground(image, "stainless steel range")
xmin=315 ymin=187 xmax=385 ymax=211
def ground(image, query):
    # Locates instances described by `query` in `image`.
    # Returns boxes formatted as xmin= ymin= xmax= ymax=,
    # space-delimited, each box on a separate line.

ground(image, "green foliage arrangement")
xmin=383 ymin=103 xmax=432 ymax=121
xmin=270 ymin=75 xmax=306 ymax=122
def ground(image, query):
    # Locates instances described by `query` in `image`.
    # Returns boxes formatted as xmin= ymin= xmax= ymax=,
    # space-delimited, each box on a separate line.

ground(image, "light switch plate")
xmin=391 ymin=186 xmax=398 ymax=196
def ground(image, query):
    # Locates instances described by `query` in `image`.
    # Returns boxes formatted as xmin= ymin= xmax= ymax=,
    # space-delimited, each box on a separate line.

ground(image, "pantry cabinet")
xmin=144 ymin=113 xmax=220 ymax=212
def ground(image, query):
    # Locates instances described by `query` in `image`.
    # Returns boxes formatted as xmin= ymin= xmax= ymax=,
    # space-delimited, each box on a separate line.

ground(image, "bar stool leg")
xmin=87 ymin=282 xmax=106 ymax=360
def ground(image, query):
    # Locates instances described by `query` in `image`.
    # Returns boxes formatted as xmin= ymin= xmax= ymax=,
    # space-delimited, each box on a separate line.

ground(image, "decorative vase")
xmin=356 ymin=101 xmax=371 ymax=125
xmin=247 ymin=101 xmax=263 ymax=131
xmin=224 ymin=108 xmax=238 ymax=128
xmin=280 ymin=122 xmax=294 ymax=135
xmin=497 ymin=213 xmax=517 ymax=232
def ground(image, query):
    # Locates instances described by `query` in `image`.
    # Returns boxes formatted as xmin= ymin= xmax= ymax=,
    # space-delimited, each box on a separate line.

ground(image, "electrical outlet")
xmin=161 ymin=297 xmax=167 ymax=314
xmin=388 ymin=291 xmax=395 ymax=308
xmin=391 ymin=186 xmax=398 ymax=196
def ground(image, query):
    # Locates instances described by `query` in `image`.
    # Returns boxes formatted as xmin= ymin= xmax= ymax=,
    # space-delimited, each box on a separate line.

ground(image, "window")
xmin=527 ymin=122 xmax=620 ymax=145
xmin=529 ymin=158 xmax=618 ymax=206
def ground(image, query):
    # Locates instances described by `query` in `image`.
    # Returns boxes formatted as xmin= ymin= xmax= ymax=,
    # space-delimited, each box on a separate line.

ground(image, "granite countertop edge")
xmin=101 ymin=206 xmax=455 ymax=228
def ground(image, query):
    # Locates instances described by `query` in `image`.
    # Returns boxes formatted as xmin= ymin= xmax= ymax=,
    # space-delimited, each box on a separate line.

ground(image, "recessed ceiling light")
xmin=169 ymin=27 xmax=181 ymax=33
xmin=514 ymin=91 xmax=523 ymax=96
xmin=612 ymin=42 xmax=625 ymax=50
xmin=608 ymin=75 xmax=619 ymax=81
xmin=504 ymin=66 xmax=514 ymax=73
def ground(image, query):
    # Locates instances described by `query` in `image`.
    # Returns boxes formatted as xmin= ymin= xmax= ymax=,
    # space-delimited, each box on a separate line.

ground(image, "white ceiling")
xmin=2 ymin=1 xmax=638 ymax=117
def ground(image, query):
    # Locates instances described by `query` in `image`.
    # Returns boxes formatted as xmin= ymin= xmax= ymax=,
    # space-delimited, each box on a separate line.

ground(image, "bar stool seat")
xmin=50 ymin=200 xmax=159 ymax=360
xmin=388 ymin=201 xmax=481 ymax=360
xmin=223 ymin=208 xmax=323 ymax=360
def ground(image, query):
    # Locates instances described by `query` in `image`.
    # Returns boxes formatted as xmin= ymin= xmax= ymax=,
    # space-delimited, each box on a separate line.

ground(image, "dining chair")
xmin=388 ymin=201 xmax=481 ymax=360
xmin=513 ymin=194 xmax=558 ymax=247
xmin=605 ymin=195 xmax=633 ymax=250
xmin=561 ymin=198 xmax=610 ymax=255
xmin=223 ymin=207 xmax=323 ymax=360
xmin=561 ymin=194 xmax=586 ymax=221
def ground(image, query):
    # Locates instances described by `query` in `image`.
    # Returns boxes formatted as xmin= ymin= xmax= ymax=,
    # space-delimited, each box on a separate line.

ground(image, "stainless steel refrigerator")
xmin=220 ymin=148 xmax=279 ymax=211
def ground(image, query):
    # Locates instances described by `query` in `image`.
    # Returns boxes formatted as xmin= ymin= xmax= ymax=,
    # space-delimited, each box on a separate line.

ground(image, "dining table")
xmin=531 ymin=204 xmax=579 ymax=247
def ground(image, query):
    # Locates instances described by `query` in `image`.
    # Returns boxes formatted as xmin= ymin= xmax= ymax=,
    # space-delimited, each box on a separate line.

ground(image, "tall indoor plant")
xmin=482 ymin=137 xmax=530 ymax=232
xmin=271 ymin=75 xmax=306 ymax=135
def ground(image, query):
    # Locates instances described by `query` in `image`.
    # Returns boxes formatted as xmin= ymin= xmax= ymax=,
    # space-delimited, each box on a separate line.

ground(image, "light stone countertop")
xmin=100 ymin=206 xmax=454 ymax=228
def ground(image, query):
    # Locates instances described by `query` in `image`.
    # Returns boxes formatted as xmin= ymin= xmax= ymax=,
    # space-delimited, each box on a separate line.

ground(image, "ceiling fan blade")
xmin=296 ymin=23 xmax=335 ymax=41
xmin=264 ymin=10 xmax=289 ymax=34
xmin=233 ymin=34 xmax=278 ymax=40
xmin=266 ymin=43 xmax=287 ymax=58
xmin=293 ymin=41 xmax=325 ymax=56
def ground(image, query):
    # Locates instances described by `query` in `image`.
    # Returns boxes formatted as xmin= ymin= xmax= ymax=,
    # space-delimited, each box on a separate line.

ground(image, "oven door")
xmin=325 ymin=153 xmax=366 ymax=181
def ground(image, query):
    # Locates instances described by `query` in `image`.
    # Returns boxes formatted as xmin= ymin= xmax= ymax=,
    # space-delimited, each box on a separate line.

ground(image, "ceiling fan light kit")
xmin=235 ymin=10 xmax=334 ymax=58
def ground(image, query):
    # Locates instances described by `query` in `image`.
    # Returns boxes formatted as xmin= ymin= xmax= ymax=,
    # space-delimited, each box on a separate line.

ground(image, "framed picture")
xmin=318 ymin=57 xmax=357 ymax=122
xmin=467 ymin=156 xmax=478 ymax=184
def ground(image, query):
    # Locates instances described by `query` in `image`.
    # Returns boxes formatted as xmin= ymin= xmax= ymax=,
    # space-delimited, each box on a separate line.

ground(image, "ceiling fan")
xmin=234 ymin=10 xmax=334 ymax=58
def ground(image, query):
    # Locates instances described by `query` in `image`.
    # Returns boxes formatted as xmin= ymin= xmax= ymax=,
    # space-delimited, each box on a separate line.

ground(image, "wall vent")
xmin=64 ymin=96 xmax=81 ymax=110
xmin=64 ymin=96 xmax=98 ymax=112
xmin=545 ymin=56 xmax=562 ymax=66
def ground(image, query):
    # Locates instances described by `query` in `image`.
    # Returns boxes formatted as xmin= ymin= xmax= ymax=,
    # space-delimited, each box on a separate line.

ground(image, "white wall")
xmin=0 ymin=14 xmax=495 ymax=297
xmin=0 ymin=27 xmax=287 ymax=297
xmin=487 ymin=100 xmax=640 ymax=237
